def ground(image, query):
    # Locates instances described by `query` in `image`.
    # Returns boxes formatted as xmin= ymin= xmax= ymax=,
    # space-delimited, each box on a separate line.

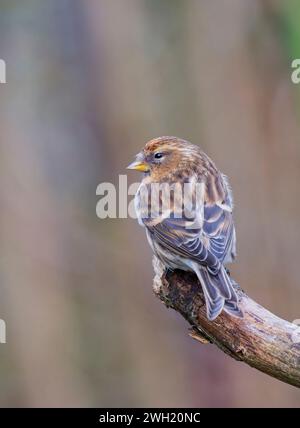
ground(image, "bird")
xmin=127 ymin=136 xmax=243 ymax=321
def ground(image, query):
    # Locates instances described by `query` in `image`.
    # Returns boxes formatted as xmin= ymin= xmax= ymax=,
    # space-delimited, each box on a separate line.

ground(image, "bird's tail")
xmin=191 ymin=263 xmax=243 ymax=321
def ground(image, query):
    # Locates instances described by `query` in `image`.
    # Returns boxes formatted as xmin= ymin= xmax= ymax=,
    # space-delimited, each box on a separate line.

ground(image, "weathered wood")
xmin=153 ymin=257 xmax=300 ymax=388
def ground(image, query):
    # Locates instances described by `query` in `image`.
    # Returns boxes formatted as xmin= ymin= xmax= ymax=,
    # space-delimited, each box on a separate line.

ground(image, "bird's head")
xmin=127 ymin=136 xmax=200 ymax=180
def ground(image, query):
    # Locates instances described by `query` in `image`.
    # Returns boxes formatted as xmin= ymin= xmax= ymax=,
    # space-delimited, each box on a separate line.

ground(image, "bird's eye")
xmin=154 ymin=152 xmax=164 ymax=160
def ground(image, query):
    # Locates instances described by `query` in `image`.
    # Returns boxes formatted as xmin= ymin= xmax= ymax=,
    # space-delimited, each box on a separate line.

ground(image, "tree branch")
xmin=152 ymin=257 xmax=300 ymax=388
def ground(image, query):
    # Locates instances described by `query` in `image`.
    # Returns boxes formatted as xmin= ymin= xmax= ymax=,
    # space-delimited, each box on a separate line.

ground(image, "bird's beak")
xmin=127 ymin=154 xmax=150 ymax=172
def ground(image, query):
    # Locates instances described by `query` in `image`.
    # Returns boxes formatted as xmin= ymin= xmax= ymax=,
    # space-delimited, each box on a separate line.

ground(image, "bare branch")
xmin=153 ymin=257 xmax=300 ymax=388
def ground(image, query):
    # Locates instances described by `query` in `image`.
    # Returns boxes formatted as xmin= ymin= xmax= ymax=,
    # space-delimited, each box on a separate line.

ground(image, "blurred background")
xmin=0 ymin=0 xmax=300 ymax=407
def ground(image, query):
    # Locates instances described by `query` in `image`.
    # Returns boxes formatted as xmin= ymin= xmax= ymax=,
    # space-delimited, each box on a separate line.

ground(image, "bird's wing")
xmin=144 ymin=212 xmax=221 ymax=271
xmin=203 ymin=202 xmax=236 ymax=264
xmin=201 ymin=171 xmax=236 ymax=264
xmin=143 ymin=174 xmax=235 ymax=268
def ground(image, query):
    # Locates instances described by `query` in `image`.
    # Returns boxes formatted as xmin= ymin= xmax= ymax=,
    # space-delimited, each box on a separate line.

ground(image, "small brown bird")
xmin=127 ymin=136 xmax=242 ymax=320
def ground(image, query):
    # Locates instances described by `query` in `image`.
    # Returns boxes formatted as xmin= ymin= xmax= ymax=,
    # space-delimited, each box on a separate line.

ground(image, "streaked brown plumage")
xmin=128 ymin=136 xmax=243 ymax=320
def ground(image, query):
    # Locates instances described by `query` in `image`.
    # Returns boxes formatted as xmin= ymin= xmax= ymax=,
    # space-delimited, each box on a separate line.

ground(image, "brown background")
xmin=0 ymin=0 xmax=300 ymax=407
